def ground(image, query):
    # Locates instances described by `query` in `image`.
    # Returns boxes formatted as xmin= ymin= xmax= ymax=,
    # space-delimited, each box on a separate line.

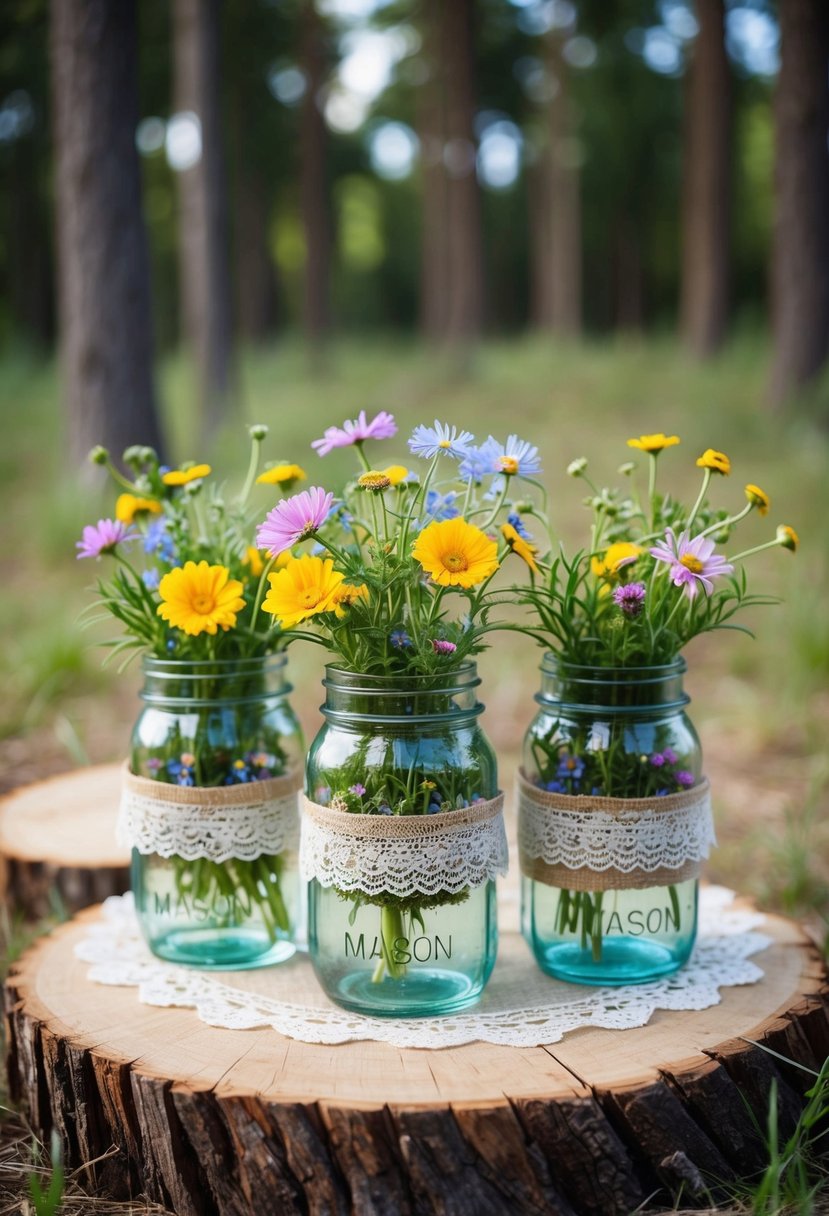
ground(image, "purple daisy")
xmin=76 ymin=518 xmax=137 ymax=559
xmin=431 ymin=639 xmax=457 ymax=655
xmin=349 ymin=783 xmax=366 ymax=796
xmin=662 ymin=747 xmax=678 ymax=765
xmin=256 ymin=486 xmax=334 ymax=555
xmin=408 ymin=421 xmax=474 ymax=461
xmin=612 ymin=581 xmax=647 ymax=618
xmin=312 ymin=410 xmax=397 ymax=456
xmin=675 ymin=770 xmax=696 ymax=788
xmin=650 ymin=528 xmax=734 ymax=601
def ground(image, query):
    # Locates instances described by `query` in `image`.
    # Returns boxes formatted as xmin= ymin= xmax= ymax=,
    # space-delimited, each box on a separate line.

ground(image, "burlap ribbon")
xmin=118 ymin=764 xmax=302 ymax=862
xmin=517 ymin=769 xmax=715 ymax=892
xmin=299 ymin=792 xmax=508 ymax=897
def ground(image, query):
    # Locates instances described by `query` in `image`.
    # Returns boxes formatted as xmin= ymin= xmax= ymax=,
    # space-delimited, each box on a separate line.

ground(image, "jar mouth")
xmin=142 ymin=655 xmax=288 ymax=676
xmin=140 ymin=654 xmax=291 ymax=706
xmin=537 ymin=654 xmax=688 ymax=712
xmin=321 ymin=662 xmax=483 ymax=724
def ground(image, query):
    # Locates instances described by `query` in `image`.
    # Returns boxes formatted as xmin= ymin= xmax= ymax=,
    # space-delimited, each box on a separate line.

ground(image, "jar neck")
xmin=321 ymin=663 xmax=483 ymax=726
xmin=537 ymin=656 xmax=689 ymax=713
xmin=140 ymin=655 xmax=290 ymax=707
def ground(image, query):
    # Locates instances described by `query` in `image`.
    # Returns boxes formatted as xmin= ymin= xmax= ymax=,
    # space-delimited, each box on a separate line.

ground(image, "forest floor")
xmin=1 ymin=334 xmax=828 ymax=1213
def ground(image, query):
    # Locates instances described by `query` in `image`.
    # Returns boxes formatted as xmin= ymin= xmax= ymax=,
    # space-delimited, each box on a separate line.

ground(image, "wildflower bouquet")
xmin=78 ymin=430 xmax=309 ymax=966
xmin=514 ymin=433 xmax=797 ymax=976
xmin=259 ymin=412 xmax=537 ymax=1004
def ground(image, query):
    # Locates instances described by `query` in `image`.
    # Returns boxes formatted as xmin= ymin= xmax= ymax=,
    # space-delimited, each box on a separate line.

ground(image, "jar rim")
xmin=323 ymin=661 xmax=479 ymax=691
xmin=541 ymin=655 xmax=686 ymax=678
xmin=142 ymin=654 xmax=288 ymax=675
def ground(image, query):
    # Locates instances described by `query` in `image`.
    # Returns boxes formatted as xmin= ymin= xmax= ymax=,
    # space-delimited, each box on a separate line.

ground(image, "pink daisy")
xmin=76 ymin=518 xmax=137 ymax=559
xmin=256 ymin=487 xmax=334 ymax=555
xmin=649 ymin=528 xmax=734 ymax=601
xmin=312 ymin=410 xmax=397 ymax=457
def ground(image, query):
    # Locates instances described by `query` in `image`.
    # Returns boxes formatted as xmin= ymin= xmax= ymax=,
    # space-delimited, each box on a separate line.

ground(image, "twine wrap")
xmin=517 ymin=770 xmax=715 ymax=892
xmin=299 ymin=793 xmax=508 ymax=898
xmin=118 ymin=764 xmax=301 ymax=863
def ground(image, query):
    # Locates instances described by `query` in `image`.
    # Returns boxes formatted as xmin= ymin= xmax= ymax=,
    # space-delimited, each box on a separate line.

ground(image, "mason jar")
xmin=305 ymin=663 xmax=502 ymax=1016
xmin=128 ymin=656 xmax=303 ymax=969
xmin=521 ymin=657 xmax=706 ymax=985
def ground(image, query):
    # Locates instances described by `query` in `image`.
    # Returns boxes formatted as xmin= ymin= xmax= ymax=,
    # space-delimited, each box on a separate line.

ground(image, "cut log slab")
xmin=0 ymin=765 xmax=130 ymax=919
xmin=4 ymin=903 xmax=828 ymax=1216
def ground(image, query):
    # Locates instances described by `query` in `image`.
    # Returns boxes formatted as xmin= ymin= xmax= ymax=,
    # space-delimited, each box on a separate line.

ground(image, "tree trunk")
xmin=613 ymin=215 xmax=644 ymax=332
xmin=529 ymin=33 xmax=582 ymax=337
xmin=680 ymin=0 xmax=731 ymax=358
xmin=50 ymin=0 xmax=163 ymax=469
xmin=769 ymin=0 xmax=829 ymax=408
xmin=173 ymin=0 xmax=234 ymax=436
xmin=440 ymin=0 xmax=484 ymax=344
xmin=299 ymin=0 xmax=331 ymax=350
xmin=235 ymin=166 xmax=278 ymax=344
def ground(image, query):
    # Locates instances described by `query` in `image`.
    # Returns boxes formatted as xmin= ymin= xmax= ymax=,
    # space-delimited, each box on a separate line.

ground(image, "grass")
xmin=1 ymin=332 xmax=828 ymax=1213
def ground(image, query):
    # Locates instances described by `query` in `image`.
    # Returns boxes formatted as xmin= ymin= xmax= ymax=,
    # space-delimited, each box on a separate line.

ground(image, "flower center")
xmin=438 ymin=438 xmax=452 ymax=449
xmin=191 ymin=593 xmax=216 ymax=614
xmin=443 ymin=552 xmax=468 ymax=572
xmin=679 ymin=554 xmax=704 ymax=574
xmin=499 ymin=456 xmax=519 ymax=475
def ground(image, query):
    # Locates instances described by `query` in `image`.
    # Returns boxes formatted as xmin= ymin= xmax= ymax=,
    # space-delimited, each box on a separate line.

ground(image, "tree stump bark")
xmin=4 ymin=902 xmax=827 ymax=1215
xmin=0 ymin=766 xmax=129 ymax=920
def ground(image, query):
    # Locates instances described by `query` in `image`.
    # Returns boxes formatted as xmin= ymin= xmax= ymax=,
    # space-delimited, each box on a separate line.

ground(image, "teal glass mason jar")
xmin=305 ymin=664 xmax=502 ymax=1017
xmin=521 ymin=657 xmax=706 ymax=985
xmin=128 ymin=656 xmax=303 ymax=969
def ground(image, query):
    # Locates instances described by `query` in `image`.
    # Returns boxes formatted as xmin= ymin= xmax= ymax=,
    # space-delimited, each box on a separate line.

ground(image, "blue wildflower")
xmin=543 ymin=780 xmax=565 ymax=793
xmin=507 ymin=512 xmax=532 ymax=540
xmin=142 ymin=568 xmax=161 ymax=591
xmin=424 ymin=489 xmax=460 ymax=522
xmin=557 ymin=754 xmax=585 ymax=781
xmin=144 ymin=518 xmax=176 ymax=563
xmin=390 ymin=630 xmax=412 ymax=649
xmin=408 ymin=421 xmax=474 ymax=461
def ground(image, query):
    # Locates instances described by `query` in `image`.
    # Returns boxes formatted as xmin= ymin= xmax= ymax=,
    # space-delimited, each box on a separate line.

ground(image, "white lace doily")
xmin=74 ymin=887 xmax=769 ymax=1049
xmin=299 ymin=794 xmax=508 ymax=897
xmin=518 ymin=774 xmax=715 ymax=882
xmin=118 ymin=772 xmax=300 ymax=863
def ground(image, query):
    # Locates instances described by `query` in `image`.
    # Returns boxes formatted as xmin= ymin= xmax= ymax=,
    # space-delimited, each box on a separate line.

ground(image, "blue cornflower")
xmin=459 ymin=440 xmax=498 ymax=482
xmin=390 ymin=630 xmax=412 ymax=649
xmin=408 ymin=421 xmax=474 ymax=461
xmin=543 ymin=780 xmax=565 ymax=793
xmin=142 ymin=568 xmax=161 ymax=591
xmin=144 ymin=518 xmax=176 ymax=563
xmin=507 ymin=512 xmax=532 ymax=540
xmin=413 ymin=489 xmax=461 ymax=530
xmin=557 ymin=754 xmax=585 ymax=781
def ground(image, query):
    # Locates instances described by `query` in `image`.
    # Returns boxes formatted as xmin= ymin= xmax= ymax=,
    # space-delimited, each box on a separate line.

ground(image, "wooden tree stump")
xmin=0 ymin=766 xmax=130 ymax=920
xmin=5 ymin=903 xmax=828 ymax=1215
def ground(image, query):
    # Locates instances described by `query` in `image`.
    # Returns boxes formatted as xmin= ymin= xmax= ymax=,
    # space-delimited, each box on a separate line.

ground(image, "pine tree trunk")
xmin=614 ymin=215 xmax=644 ymax=332
xmin=680 ymin=0 xmax=731 ymax=358
xmin=235 ymin=166 xmax=278 ymax=344
xmin=173 ymin=0 xmax=234 ymax=436
xmin=529 ymin=33 xmax=582 ymax=336
xmin=299 ymin=0 xmax=331 ymax=350
xmin=50 ymin=0 xmax=163 ymax=469
xmin=440 ymin=0 xmax=484 ymax=344
xmin=769 ymin=0 xmax=829 ymax=408
xmin=418 ymin=0 xmax=449 ymax=341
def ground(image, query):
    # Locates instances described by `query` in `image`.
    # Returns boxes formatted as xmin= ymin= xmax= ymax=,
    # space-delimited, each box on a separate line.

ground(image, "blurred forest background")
xmin=0 ymin=0 xmax=828 ymax=933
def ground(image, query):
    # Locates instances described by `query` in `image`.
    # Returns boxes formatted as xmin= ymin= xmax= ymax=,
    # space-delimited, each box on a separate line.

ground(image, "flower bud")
xmin=567 ymin=457 xmax=588 ymax=477
xmin=618 ymin=461 xmax=636 ymax=477
xmin=249 ymin=423 xmax=269 ymax=441
xmin=89 ymin=445 xmax=109 ymax=466
xmin=776 ymin=525 xmax=799 ymax=553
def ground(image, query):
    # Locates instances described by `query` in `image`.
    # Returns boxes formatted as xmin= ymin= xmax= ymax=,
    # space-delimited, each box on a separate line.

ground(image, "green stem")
xmin=685 ymin=468 xmax=711 ymax=531
xmin=373 ymin=905 xmax=408 ymax=982
xmin=238 ymin=435 xmax=263 ymax=510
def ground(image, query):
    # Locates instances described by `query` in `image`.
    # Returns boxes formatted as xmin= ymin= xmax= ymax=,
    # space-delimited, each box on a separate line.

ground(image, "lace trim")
xmin=74 ymin=887 xmax=769 ymax=1049
xmin=299 ymin=793 xmax=508 ymax=897
xmin=518 ymin=771 xmax=716 ymax=891
xmin=118 ymin=767 xmax=301 ymax=863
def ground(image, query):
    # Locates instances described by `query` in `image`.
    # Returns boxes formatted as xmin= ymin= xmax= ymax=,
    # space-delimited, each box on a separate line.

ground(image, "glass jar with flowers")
xmin=256 ymin=413 xmax=540 ymax=1015
xmin=513 ymin=435 xmax=797 ymax=985
xmin=77 ymin=430 xmax=307 ymax=969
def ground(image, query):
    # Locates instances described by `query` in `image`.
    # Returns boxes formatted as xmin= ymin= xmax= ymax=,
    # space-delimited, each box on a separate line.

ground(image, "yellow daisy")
xmin=501 ymin=523 xmax=539 ymax=573
xmin=261 ymin=555 xmax=345 ymax=628
xmin=413 ymin=518 xmax=499 ymax=588
xmin=383 ymin=465 xmax=410 ymax=487
xmin=115 ymin=493 xmax=162 ymax=524
xmin=256 ymin=463 xmax=306 ymax=487
xmin=696 ymin=449 xmax=731 ymax=475
xmin=627 ymin=434 xmax=680 ymax=454
xmin=162 ymin=463 xmax=212 ymax=487
xmin=745 ymin=484 xmax=770 ymax=515
xmin=157 ymin=562 xmax=245 ymax=636
xmin=591 ymin=541 xmax=642 ymax=579
xmin=331 ymin=583 xmax=370 ymax=617
xmin=776 ymin=525 xmax=799 ymax=552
